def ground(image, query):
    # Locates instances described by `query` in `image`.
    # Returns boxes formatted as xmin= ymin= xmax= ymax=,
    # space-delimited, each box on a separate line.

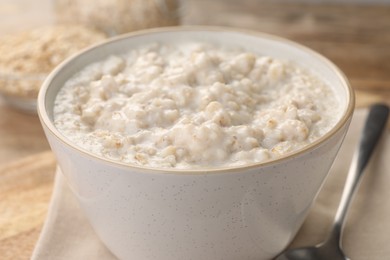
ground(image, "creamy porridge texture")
xmin=54 ymin=42 xmax=339 ymax=168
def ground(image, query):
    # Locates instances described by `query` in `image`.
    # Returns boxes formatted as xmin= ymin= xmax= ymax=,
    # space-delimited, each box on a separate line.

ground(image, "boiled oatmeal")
xmin=53 ymin=42 xmax=340 ymax=168
xmin=0 ymin=25 xmax=106 ymax=99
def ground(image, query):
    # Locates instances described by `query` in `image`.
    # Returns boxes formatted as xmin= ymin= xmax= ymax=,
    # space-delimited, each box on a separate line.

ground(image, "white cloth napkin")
xmin=32 ymin=109 xmax=390 ymax=260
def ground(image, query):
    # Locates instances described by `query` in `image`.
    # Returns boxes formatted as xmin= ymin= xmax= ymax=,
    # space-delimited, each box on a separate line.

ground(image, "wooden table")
xmin=0 ymin=0 xmax=389 ymax=259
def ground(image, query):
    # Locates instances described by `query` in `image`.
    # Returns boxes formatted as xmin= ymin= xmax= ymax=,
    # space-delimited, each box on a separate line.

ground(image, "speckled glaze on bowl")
xmin=38 ymin=27 xmax=354 ymax=260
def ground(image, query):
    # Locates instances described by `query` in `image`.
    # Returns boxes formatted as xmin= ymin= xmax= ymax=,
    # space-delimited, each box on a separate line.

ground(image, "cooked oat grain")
xmin=54 ymin=42 xmax=340 ymax=168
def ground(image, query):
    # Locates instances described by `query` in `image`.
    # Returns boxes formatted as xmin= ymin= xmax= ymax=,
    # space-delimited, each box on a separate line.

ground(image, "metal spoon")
xmin=275 ymin=103 xmax=389 ymax=260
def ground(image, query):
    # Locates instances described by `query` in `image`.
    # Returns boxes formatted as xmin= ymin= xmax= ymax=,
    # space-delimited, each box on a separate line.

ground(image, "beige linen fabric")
xmin=32 ymin=109 xmax=390 ymax=260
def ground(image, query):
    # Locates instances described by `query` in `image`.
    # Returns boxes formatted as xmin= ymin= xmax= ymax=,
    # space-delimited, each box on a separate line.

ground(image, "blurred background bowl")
xmin=0 ymin=72 xmax=47 ymax=113
xmin=0 ymin=0 xmax=180 ymax=114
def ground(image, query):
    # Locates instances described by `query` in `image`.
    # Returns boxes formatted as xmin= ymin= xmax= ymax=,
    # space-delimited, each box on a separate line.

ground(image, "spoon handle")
xmin=329 ymin=104 xmax=389 ymax=243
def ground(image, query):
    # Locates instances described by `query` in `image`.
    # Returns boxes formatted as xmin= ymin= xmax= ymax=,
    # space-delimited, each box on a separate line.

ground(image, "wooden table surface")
xmin=1 ymin=0 xmax=389 ymax=259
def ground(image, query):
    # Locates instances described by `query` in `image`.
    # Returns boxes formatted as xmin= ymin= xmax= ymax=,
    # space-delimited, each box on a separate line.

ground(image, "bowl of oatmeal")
xmin=38 ymin=27 xmax=354 ymax=260
xmin=0 ymin=24 xmax=106 ymax=113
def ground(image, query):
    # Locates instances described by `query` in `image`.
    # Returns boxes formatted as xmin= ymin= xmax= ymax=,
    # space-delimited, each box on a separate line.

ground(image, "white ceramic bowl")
xmin=38 ymin=27 xmax=354 ymax=260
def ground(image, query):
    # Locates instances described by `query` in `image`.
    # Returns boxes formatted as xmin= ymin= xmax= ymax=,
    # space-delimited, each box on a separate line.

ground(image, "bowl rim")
xmin=37 ymin=26 xmax=355 ymax=175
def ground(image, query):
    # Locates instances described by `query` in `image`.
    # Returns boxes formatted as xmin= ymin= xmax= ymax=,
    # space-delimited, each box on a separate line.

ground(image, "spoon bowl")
xmin=276 ymin=241 xmax=349 ymax=260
